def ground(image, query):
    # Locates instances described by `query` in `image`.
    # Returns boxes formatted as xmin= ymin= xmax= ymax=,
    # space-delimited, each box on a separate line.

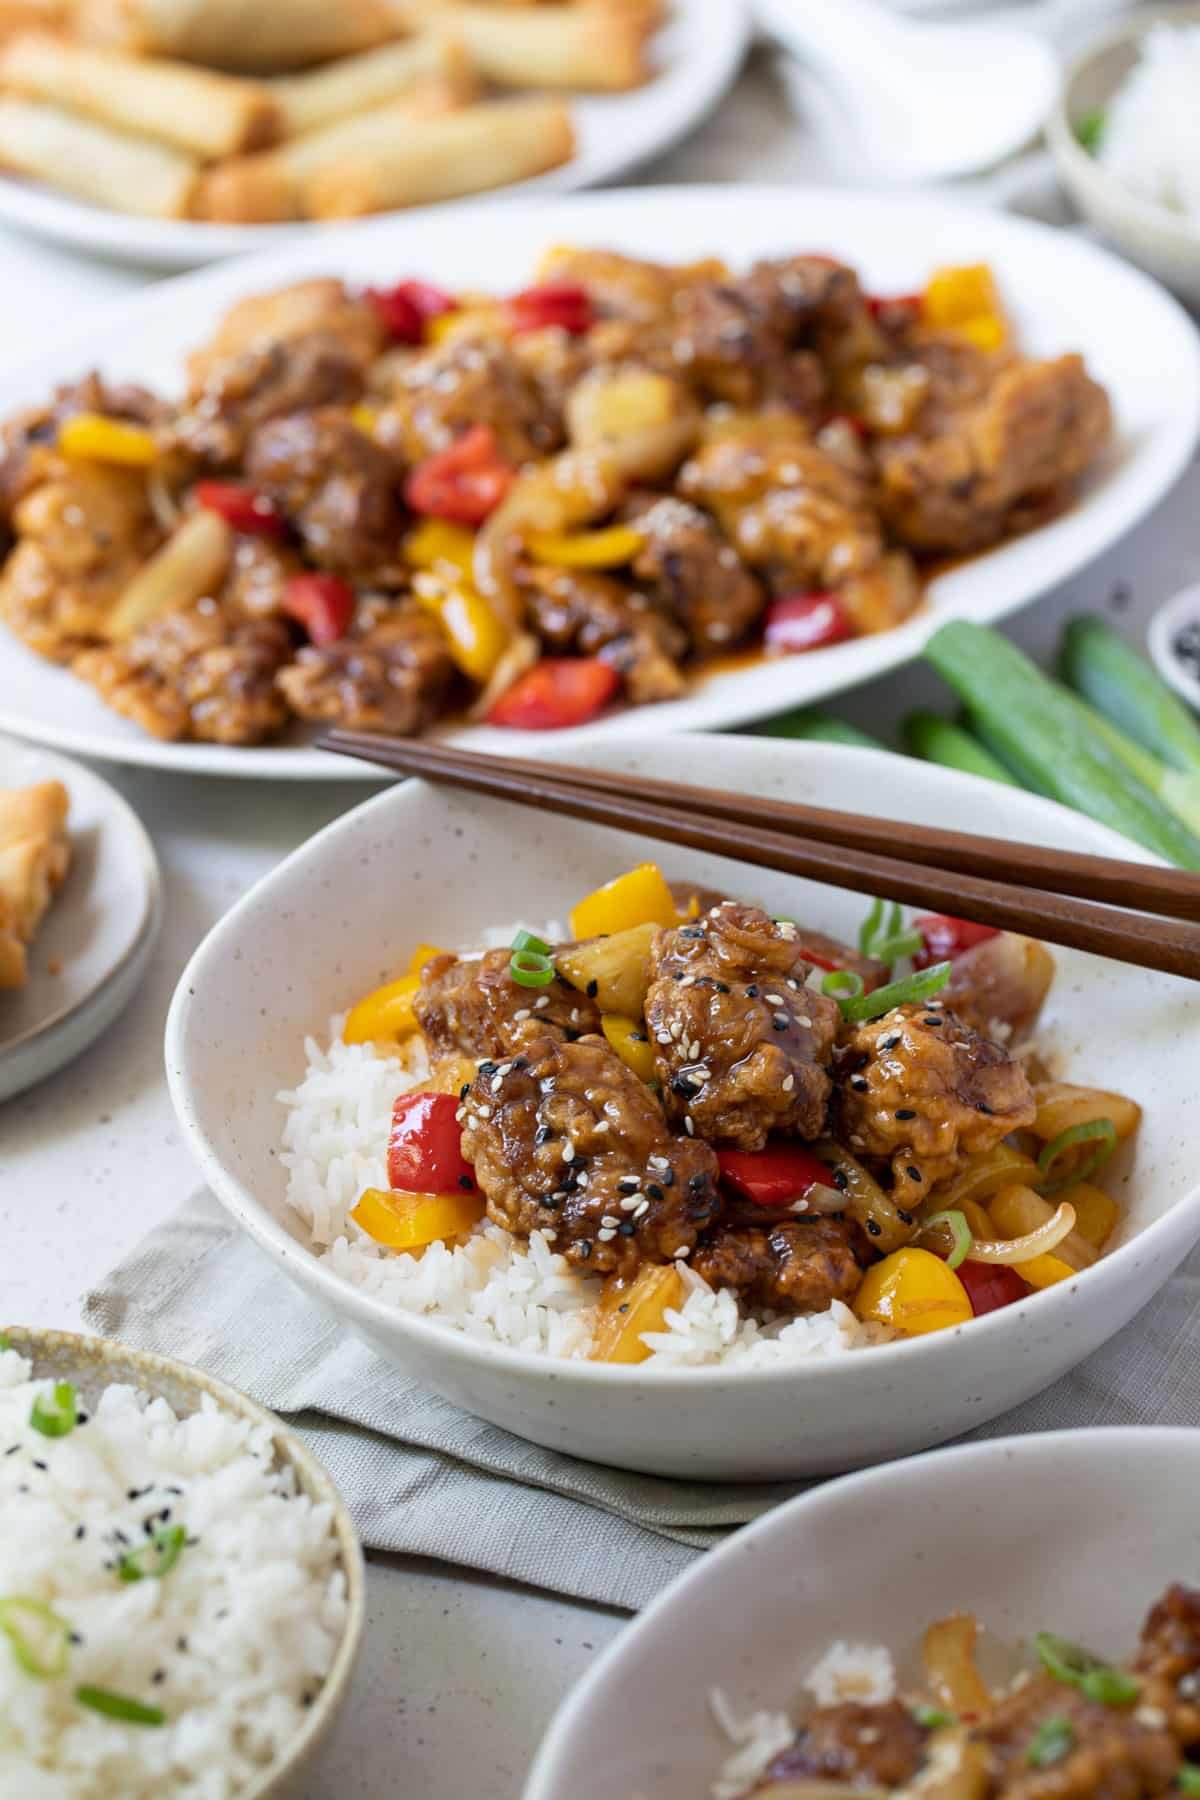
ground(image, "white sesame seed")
xmin=656 ymin=1031 xmax=672 ymax=1045
xmin=619 ymin=1196 xmax=641 ymax=1212
xmin=648 ymin=1155 xmax=669 ymax=1170
xmin=633 ymin=1199 xmax=650 ymax=1218
xmin=684 ymin=1115 xmax=695 ymax=1135
xmin=692 ymin=1065 xmax=712 ymax=1081
xmin=535 ymin=996 xmax=551 ymax=1010
xmin=680 ymin=975 xmax=696 ymax=988
xmin=673 ymin=1246 xmax=691 ymax=1260
xmin=597 ymin=1228 xmax=617 ymax=1243
xmin=600 ymin=1214 xmax=619 ymax=1229
xmin=765 ymin=993 xmax=784 ymax=1005
xmin=455 ymin=1107 xmax=466 ymax=1123
xmin=670 ymin=1021 xmax=683 ymax=1040
xmin=577 ymin=1170 xmax=589 ymax=1187
xmin=782 ymin=1074 xmax=794 ymax=1092
xmin=496 ymin=1062 xmax=512 ymax=1077
xmin=543 ymin=1230 xmax=557 ymax=1243
xmin=513 ymin=1008 xmax=531 ymax=1021
xmin=490 ymin=1076 xmax=503 ymax=1093
xmin=787 ymin=979 xmax=800 ymax=990
xmin=477 ymin=1103 xmax=492 ymax=1119
xmin=595 ymin=1120 xmax=611 ymax=1132
xmin=562 ymin=1142 xmax=575 ymax=1162
xmin=795 ymin=1015 xmax=812 ymax=1028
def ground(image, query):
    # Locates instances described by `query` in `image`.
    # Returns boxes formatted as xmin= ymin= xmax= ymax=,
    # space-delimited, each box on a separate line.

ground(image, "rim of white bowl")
xmin=1147 ymin=585 xmax=1200 ymax=712
xmin=164 ymin=740 xmax=1200 ymax=1390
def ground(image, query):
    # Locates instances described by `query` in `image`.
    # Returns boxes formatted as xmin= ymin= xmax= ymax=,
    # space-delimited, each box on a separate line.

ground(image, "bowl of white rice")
xmin=0 ymin=1326 xmax=364 ymax=1799
xmin=524 ymin=1425 xmax=1200 ymax=1800
xmin=164 ymin=735 xmax=1200 ymax=1482
xmin=1048 ymin=7 xmax=1200 ymax=305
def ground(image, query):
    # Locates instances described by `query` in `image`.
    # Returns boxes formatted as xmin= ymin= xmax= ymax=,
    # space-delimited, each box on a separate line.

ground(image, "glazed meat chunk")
xmin=244 ymin=409 xmax=402 ymax=577
xmin=0 ymin=373 xmax=162 ymax=522
xmin=757 ymin=1702 xmax=929 ymax=1791
xmin=941 ymin=931 xmax=1056 ymax=1044
xmin=415 ymin=948 xmax=601 ymax=1061
xmin=0 ymin=458 xmax=160 ymax=661
xmin=518 ymin=563 xmax=686 ymax=704
xmin=975 ymin=1672 xmax=1180 ymax=1799
xmin=278 ymin=600 xmax=454 ymax=736
xmin=376 ymin=334 xmax=557 ymax=466
xmin=668 ymin=277 xmax=827 ymax=413
xmin=875 ymin=350 xmax=1112 ymax=554
xmin=459 ymin=1033 xmax=721 ymax=1277
xmin=170 ymin=333 xmax=369 ymax=468
xmin=691 ymin=1216 xmax=864 ymax=1315
xmin=534 ymin=245 xmax=726 ymax=325
xmin=1135 ymin=1584 xmax=1200 ymax=1743
xmin=837 ymin=1002 xmax=1036 ymax=1210
xmin=184 ymin=279 xmax=384 ymax=393
xmin=73 ymin=601 xmax=292 ymax=744
xmin=645 ymin=903 xmax=841 ymax=1149
xmin=624 ymin=494 xmax=764 ymax=653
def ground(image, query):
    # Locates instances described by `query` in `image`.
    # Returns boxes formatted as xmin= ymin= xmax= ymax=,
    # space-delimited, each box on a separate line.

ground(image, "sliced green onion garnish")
xmin=118 ymin=1524 xmax=186 ymax=1584
xmin=1076 ymin=106 xmax=1105 ymax=153
xmin=856 ymin=899 xmax=924 ymax=967
xmin=0 ymin=1596 xmax=70 ymax=1678
xmin=912 ymin=1703 xmax=956 ymax=1730
xmin=1037 ymin=1119 xmax=1118 ymax=1197
xmin=822 ymin=969 xmax=864 ymax=1000
xmin=837 ymin=961 xmax=952 ymax=1024
xmin=0 ymin=1333 xmax=10 ymax=1351
xmin=1179 ymin=1767 xmax=1200 ymax=1794
xmin=511 ymin=928 xmax=552 ymax=957
xmin=920 ymin=1210 xmax=972 ymax=1271
xmin=29 ymin=1381 xmax=77 ymax=1439
xmin=510 ymin=949 xmax=555 ymax=989
xmin=858 ymin=897 xmax=886 ymax=955
xmin=1027 ymin=1717 xmax=1075 ymax=1768
xmin=1035 ymin=1632 xmax=1139 ymax=1707
xmin=75 ymin=1685 xmax=166 ymax=1727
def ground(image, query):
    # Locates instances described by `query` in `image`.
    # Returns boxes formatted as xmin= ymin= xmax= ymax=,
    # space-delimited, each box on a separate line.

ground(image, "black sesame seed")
xmin=832 ymin=1169 xmax=849 ymax=1191
xmin=17 ymin=1485 xmax=28 ymax=1493
xmin=185 ymin=1536 xmax=200 ymax=1548
xmin=74 ymin=1523 xmax=86 ymax=1540
xmin=565 ymin=1028 xmax=581 ymax=1042
xmin=4 ymin=1445 xmax=19 ymax=1456
xmin=617 ymin=1176 xmax=639 ymax=1192
xmin=577 ymin=1240 xmax=592 ymax=1259
xmin=618 ymin=1303 xmax=629 ymax=1315
xmin=866 ymin=1218 xmax=882 ymax=1237
xmin=906 ymin=1166 xmax=922 ymax=1183
xmin=69 ymin=1632 xmax=83 ymax=1646
xmin=773 ymin=1014 xmax=789 ymax=1032
xmin=976 ymin=1102 xmax=994 ymax=1116
xmin=32 ymin=1459 xmax=47 ymax=1472
xmin=714 ymin=981 xmax=731 ymax=994
xmin=895 ymin=1108 xmax=917 ymax=1120
xmin=923 ymin=1016 xmax=942 ymax=1027
xmin=745 ymin=984 xmax=759 ymax=997
xmin=661 ymin=1168 xmax=675 ymax=1187
xmin=897 ymin=1209 xmax=914 ymax=1225
xmin=511 ymin=1057 xmax=528 ymax=1072
xmin=75 ymin=1413 xmax=89 ymax=1426
xmin=478 ymin=1060 xmax=498 ymax=1076
xmin=159 ymin=1508 xmax=172 ymax=1523
xmin=850 ymin=1075 xmax=868 ymax=1092
xmin=689 ymin=1174 xmax=707 ymax=1192
xmin=166 ymin=1486 xmax=184 ymax=1497
xmin=143 ymin=1518 xmax=156 ymax=1535
xmin=618 ymin=1221 xmax=636 ymax=1237
xmin=113 ymin=1530 xmax=130 ymax=1545
xmin=126 ymin=1486 xmax=150 ymax=1502
xmin=680 ymin=927 xmax=704 ymax=940
xmin=534 ymin=1125 xmax=552 ymax=1146
xmin=585 ymin=979 xmax=599 ymax=997
xmin=882 ymin=1035 xmax=901 ymax=1050
xmin=151 ymin=1669 xmax=166 ymax=1685
xmin=176 ymin=1636 xmax=189 ymax=1653
xmin=670 ymin=1073 xmax=699 ymax=1097
xmin=630 ymin=1030 xmax=648 ymax=1043
xmin=646 ymin=1183 xmax=664 ymax=1201
xmin=457 ymin=1175 xmax=474 ymax=1192
xmin=672 ymin=971 xmax=684 ymax=982
xmin=459 ymin=1083 xmax=470 ymax=1100
xmin=301 ymin=1692 xmax=315 ymax=1708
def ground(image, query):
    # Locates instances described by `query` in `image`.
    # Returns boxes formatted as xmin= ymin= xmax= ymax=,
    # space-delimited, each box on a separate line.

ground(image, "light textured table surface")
xmin=3 ymin=32 xmax=1198 ymax=1799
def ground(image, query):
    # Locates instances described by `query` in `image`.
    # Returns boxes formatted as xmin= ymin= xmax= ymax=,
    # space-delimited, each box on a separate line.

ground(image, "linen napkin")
xmin=83 ymin=1193 xmax=1200 ymax=1612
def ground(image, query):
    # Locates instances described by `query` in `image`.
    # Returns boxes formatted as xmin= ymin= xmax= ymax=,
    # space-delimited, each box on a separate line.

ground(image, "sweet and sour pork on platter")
xmin=0 ymin=249 xmax=1110 ymax=746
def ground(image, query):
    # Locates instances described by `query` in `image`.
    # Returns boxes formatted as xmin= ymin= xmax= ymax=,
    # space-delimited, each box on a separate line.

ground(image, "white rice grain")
xmin=1098 ymin=24 xmax=1200 ymax=222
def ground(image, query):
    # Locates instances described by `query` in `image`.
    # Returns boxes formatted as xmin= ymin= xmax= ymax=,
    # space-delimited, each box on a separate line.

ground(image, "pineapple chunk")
xmin=556 ymin=921 xmax=657 ymax=1019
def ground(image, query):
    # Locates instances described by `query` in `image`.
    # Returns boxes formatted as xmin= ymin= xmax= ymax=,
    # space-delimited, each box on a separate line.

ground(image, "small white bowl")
xmin=524 ymin=1425 xmax=1200 ymax=1800
xmin=2 ymin=1326 xmax=365 ymax=1800
xmin=1047 ymin=5 xmax=1200 ymax=306
xmin=165 ymin=735 xmax=1200 ymax=1481
xmin=1148 ymin=583 xmax=1200 ymax=713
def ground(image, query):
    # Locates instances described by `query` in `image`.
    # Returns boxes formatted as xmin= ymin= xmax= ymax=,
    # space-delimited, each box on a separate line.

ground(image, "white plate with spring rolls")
xmin=0 ymin=185 xmax=1196 ymax=780
xmin=0 ymin=735 xmax=161 ymax=1101
xmin=0 ymin=0 xmax=749 ymax=268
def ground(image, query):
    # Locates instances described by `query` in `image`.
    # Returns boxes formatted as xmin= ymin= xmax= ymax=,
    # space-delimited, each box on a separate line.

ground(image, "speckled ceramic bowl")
xmin=166 ymin=735 xmax=1200 ymax=1480
xmin=1048 ymin=6 xmax=1200 ymax=306
xmin=525 ymin=1426 xmax=1200 ymax=1800
xmin=1 ymin=1326 xmax=365 ymax=1799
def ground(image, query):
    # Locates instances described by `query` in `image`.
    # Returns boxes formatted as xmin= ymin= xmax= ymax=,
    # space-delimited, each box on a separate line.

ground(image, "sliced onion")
xmin=146 ymin=468 xmax=182 ymax=533
xmin=799 ymin=1183 xmax=851 ymax=1215
xmin=967 ymin=1201 xmax=1076 ymax=1266
xmin=467 ymin=630 xmax=539 ymax=720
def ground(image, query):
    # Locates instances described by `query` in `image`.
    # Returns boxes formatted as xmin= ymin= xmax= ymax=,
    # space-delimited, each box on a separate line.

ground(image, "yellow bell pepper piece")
xmin=405 ymin=519 xmax=477 ymax=582
xmin=57 ymin=412 xmax=157 ymax=467
xmin=590 ymin=1263 xmax=685 ymax=1363
xmin=343 ymin=973 xmax=420 ymax=1045
xmin=412 ymin=573 xmax=509 ymax=684
xmin=525 ymin=524 xmax=645 ymax=570
xmin=351 ymin=1187 xmax=484 ymax=1252
xmin=955 ymin=314 xmax=1007 ymax=352
xmin=853 ymin=1247 xmax=972 ymax=1336
xmin=429 ymin=302 xmax=504 ymax=345
xmin=1064 ymin=1181 xmax=1119 ymax=1250
xmin=601 ymin=1014 xmax=656 ymax=1084
xmin=407 ymin=942 xmax=444 ymax=978
xmin=351 ymin=404 xmax=378 ymax=436
xmin=1012 ymin=1251 xmax=1075 ymax=1291
xmin=923 ymin=263 xmax=1001 ymax=328
xmin=570 ymin=863 xmax=678 ymax=940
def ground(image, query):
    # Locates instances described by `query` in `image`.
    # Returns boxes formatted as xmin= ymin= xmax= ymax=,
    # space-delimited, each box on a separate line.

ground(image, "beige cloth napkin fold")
xmin=83 ymin=1193 xmax=1200 ymax=1612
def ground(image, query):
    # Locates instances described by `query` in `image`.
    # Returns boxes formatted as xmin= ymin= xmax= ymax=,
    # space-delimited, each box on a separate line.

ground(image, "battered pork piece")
xmin=415 ymin=948 xmax=601 ymax=1061
xmin=278 ymin=600 xmax=455 ymax=736
xmin=375 ymin=333 xmax=558 ymax=466
xmin=645 ymin=903 xmax=842 ymax=1149
xmin=756 ymin=1701 xmax=929 ymax=1791
xmin=459 ymin=1032 xmax=722 ymax=1278
xmin=691 ymin=1215 xmax=865 ymax=1315
xmin=244 ymin=409 xmax=403 ymax=577
xmin=973 ymin=1672 xmax=1181 ymax=1798
xmin=624 ymin=493 xmax=765 ymax=652
xmin=837 ymin=1002 xmax=1036 ymax=1210
xmin=169 ymin=333 xmax=369 ymax=468
xmin=518 ymin=563 xmax=687 ymax=704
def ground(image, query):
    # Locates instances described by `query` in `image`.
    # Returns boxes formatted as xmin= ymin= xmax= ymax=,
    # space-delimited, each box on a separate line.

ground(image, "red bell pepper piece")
xmin=507 ymin=282 xmax=593 ymax=336
xmin=281 ymin=573 xmax=356 ymax=647
xmin=404 ymin=425 xmax=515 ymax=526
xmin=866 ymin=292 xmax=924 ymax=324
xmin=912 ymin=914 xmax=1001 ymax=971
xmin=957 ymin=1261 xmax=1030 ymax=1317
xmin=764 ymin=593 xmax=853 ymax=655
xmin=487 ymin=657 xmax=620 ymax=731
xmin=717 ymin=1143 xmax=835 ymax=1210
xmin=365 ymin=278 xmax=458 ymax=344
xmin=387 ymin=1092 xmax=476 ymax=1195
xmin=194 ymin=480 xmax=287 ymax=538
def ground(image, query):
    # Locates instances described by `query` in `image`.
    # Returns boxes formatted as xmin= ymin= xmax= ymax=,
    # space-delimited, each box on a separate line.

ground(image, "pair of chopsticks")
xmin=316 ymin=731 xmax=1200 ymax=981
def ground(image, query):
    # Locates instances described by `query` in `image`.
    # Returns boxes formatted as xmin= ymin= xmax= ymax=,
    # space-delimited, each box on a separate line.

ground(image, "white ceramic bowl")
xmin=165 ymin=735 xmax=1200 ymax=1480
xmin=524 ymin=1425 xmax=1200 ymax=1800
xmin=2 ymin=1326 xmax=365 ymax=1799
xmin=1047 ymin=6 xmax=1200 ymax=307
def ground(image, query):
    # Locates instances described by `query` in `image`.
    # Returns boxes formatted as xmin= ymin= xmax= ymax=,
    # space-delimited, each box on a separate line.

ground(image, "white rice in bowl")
xmin=277 ymin=1006 xmax=895 ymax=1369
xmin=0 ymin=1346 xmax=348 ymax=1798
xmin=1097 ymin=23 xmax=1200 ymax=223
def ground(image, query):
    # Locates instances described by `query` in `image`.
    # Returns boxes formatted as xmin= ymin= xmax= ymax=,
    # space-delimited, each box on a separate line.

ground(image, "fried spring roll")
xmin=194 ymin=87 xmax=462 ymax=223
xmin=73 ymin=0 xmax=395 ymax=72
xmin=305 ymin=95 xmax=574 ymax=218
xmin=0 ymin=97 xmax=197 ymax=215
xmin=267 ymin=33 xmax=475 ymax=139
xmin=0 ymin=33 xmax=280 ymax=158
xmin=383 ymin=0 xmax=650 ymax=90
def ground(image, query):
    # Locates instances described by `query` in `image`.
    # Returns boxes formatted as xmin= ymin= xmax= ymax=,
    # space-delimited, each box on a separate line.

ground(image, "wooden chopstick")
xmin=318 ymin=730 xmax=1200 ymax=981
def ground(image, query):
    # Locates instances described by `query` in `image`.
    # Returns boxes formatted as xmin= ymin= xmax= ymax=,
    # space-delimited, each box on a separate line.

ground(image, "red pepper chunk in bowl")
xmin=388 ymin=1092 xmax=476 ymax=1196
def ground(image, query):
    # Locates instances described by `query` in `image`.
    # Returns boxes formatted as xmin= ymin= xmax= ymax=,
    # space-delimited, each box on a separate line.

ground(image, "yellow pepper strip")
xmin=525 ymin=524 xmax=645 ymax=570
xmin=601 ymin=1014 xmax=656 ymax=1084
xmin=923 ymin=263 xmax=1007 ymax=352
xmin=412 ymin=572 xmax=509 ymax=684
xmin=853 ymin=1247 xmax=972 ymax=1336
xmin=407 ymin=942 xmax=444 ymax=978
xmin=343 ymin=973 xmax=420 ymax=1046
xmin=429 ymin=302 xmax=505 ymax=345
xmin=405 ymin=519 xmax=477 ymax=582
xmin=1064 ymin=1181 xmax=1119 ymax=1250
xmin=351 ymin=404 xmax=378 ymax=436
xmin=1011 ymin=1251 xmax=1075 ymax=1291
xmin=570 ymin=862 xmax=678 ymax=940
xmin=590 ymin=1264 xmax=685 ymax=1363
xmin=955 ymin=315 xmax=1007 ymax=353
xmin=350 ymin=1187 xmax=484 ymax=1253
xmin=57 ymin=412 xmax=157 ymax=467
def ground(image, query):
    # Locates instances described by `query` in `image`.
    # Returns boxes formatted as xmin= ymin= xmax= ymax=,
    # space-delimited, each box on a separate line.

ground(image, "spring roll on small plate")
xmin=306 ymin=94 xmax=574 ymax=217
xmin=384 ymin=0 xmax=651 ymax=90
xmin=73 ymin=0 xmax=396 ymax=71
xmin=0 ymin=32 xmax=280 ymax=157
xmin=0 ymin=96 xmax=197 ymax=215
xmin=267 ymin=33 xmax=476 ymax=140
